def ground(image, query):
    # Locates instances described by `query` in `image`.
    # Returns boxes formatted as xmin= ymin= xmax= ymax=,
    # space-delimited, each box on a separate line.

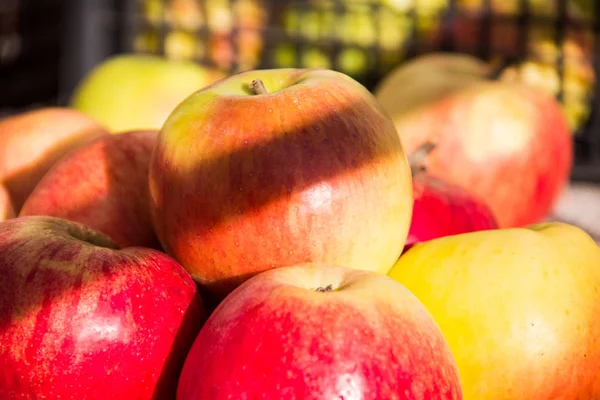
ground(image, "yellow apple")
xmin=389 ymin=222 xmax=600 ymax=399
xmin=70 ymin=54 xmax=226 ymax=133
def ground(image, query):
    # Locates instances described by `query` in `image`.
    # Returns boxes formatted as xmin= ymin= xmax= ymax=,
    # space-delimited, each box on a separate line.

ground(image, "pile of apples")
xmin=1 ymin=48 xmax=600 ymax=400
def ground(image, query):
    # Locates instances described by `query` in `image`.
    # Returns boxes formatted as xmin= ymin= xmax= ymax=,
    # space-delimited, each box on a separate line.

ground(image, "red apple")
xmin=0 ymin=107 xmax=110 ymax=211
xmin=408 ymin=172 xmax=498 ymax=249
xmin=0 ymin=216 xmax=205 ymax=399
xmin=377 ymin=79 xmax=573 ymax=228
xmin=177 ymin=263 xmax=463 ymax=399
xmin=20 ymin=130 xmax=160 ymax=249
xmin=149 ymin=68 xmax=414 ymax=298
xmin=0 ymin=184 xmax=14 ymax=221
xmin=405 ymin=142 xmax=498 ymax=250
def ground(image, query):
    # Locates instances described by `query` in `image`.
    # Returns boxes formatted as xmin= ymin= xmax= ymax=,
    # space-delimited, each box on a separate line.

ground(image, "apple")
xmin=70 ymin=54 xmax=227 ymax=133
xmin=373 ymin=52 xmax=492 ymax=118
xmin=0 ymin=215 xmax=205 ymax=399
xmin=376 ymin=75 xmax=573 ymax=228
xmin=0 ymin=107 xmax=109 ymax=211
xmin=405 ymin=142 xmax=498 ymax=251
xmin=177 ymin=263 xmax=463 ymax=399
xmin=149 ymin=68 xmax=414 ymax=298
xmin=389 ymin=222 xmax=600 ymax=399
xmin=19 ymin=130 xmax=160 ymax=249
xmin=0 ymin=184 xmax=14 ymax=221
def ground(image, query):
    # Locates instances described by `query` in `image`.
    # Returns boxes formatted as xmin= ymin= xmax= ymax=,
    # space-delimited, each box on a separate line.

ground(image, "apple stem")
xmin=250 ymin=79 xmax=268 ymax=95
xmin=315 ymin=284 xmax=334 ymax=293
xmin=407 ymin=141 xmax=438 ymax=176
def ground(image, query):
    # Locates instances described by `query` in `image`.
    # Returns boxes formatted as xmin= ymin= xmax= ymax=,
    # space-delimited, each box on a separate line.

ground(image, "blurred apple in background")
xmin=389 ymin=222 xmax=600 ymax=399
xmin=0 ymin=184 xmax=14 ymax=222
xmin=376 ymin=57 xmax=573 ymax=228
xmin=70 ymin=54 xmax=226 ymax=133
xmin=0 ymin=107 xmax=109 ymax=212
xmin=374 ymin=52 xmax=492 ymax=117
xmin=0 ymin=216 xmax=205 ymax=399
xmin=149 ymin=68 xmax=414 ymax=298
xmin=177 ymin=263 xmax=463 ymax=399
xmin=20 ymin=130 xmax=160 ymax=249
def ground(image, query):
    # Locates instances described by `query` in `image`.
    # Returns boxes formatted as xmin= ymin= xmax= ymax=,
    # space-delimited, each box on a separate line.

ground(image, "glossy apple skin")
xmin=406 ymin=173 xmax=498 ymax=250
xmin=177 ymin=263 xmax=462 ymax=399
xmin=149 ymin=68 xmax=413 ymax=298
xmin=0 ymin=184 xmax=14 ymax=221
xmin=0 ymin=216 xmax=205 ymax=399
xmin=390 ymin=222 xmax=600 ymax=399
xmin=0 ymin=107 xmax=109 ymax=211
xmin=20 ymin=130 xmax=160 ymax=249
xmin=385 ymin=81 xmax=573 ymax=228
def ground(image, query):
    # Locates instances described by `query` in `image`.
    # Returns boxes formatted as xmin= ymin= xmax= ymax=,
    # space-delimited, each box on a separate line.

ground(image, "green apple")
xmin=70 ymin=54 xmax=226 ymax=133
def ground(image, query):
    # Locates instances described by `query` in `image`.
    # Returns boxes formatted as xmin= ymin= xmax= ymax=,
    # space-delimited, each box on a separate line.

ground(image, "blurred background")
xmin=0 ymin=0 xmax=599 ymax=229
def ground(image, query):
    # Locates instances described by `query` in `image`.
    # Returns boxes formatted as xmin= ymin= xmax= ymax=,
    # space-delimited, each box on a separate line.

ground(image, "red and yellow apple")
xmin=70 ymin=54 xmax=227 ymax=133
xmin=20 ymin=130 xmax=160 ymax=249
xmin=0 ymin=216 xmax=205 ymax=399
xmin=376 ymin=75 xmax=573 ymax=228
xmin=389 ymin=222 xmax=600 ymax=399
xmin=0 ymin=107 xmax=109 ymax=211
xmin=149 ymin=68 xmax=414 ymax=297
xmin=177 ymin=263 xmax=463 ymax=399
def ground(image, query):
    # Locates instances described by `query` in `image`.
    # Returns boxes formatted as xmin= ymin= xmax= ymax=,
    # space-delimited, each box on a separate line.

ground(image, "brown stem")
xmin=407 ymin=141 xmax=438 ymax=177
xmin=315 ymin=284 xmax=334 ymax=293
xmin=250 ymin=79 xmax=268 ymax=95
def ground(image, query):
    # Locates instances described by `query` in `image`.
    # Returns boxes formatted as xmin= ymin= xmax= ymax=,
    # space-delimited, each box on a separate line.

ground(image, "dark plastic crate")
xmin=2 ymin=0 xmax=600 ymax=181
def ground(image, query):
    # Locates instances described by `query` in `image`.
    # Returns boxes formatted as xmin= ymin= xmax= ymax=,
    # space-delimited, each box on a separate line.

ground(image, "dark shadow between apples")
xmin=152 ymin=291 xmax=207 ymax=400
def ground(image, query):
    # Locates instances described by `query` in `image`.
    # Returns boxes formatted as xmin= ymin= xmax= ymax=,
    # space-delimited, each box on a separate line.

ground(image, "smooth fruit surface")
xmin=0 ymin=216 xmax=205 ymax=399
xmin=20 ymin=130 xmax=160 ymax=249
xmin=70 ymin=54 xmax=226 ymax=133
xmin=177 ymin=263 xmax=463 ymax=399
xmin=389 ymin=222 xmax=600 ymax=399
xmin=150 ymin=68 xmax=413 ymax=297
xmin=381 ymin=80 xmax=573 ymax=228
xmin=407 ymin=172 xmax=497 ymax=249
xmin=0 ymin=107 xmax=109 ymax=210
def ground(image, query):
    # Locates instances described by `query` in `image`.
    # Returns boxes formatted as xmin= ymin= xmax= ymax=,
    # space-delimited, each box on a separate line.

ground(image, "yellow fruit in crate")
xmin=499 ymin=33 xmax=595 ymax=134
xmin=301 ymin=47 xmax=331 ymax=69
xmin=165 ymin=30 xmax=202 ymax=61
xmin=273 ymin=43 xmax=298 ymax=68
xmin=338 ymin=3 xmax=377 ymax=47
xmin=134 ymin=31 xmax=160 ymax=54
xmin=166 ymin=0 xmax=204 ymax=30
xmin=206 ymin=0 xmax=234 ymax=35
xmin=143 ymin=0 xmax=165 ymax=26
xmin=337 ymin=48 xmax=368 ymax=76
xmin=389 ymin=222 xmax=600 ymax=399
xmin=70 ymin=54 xmax=226 ymax=132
